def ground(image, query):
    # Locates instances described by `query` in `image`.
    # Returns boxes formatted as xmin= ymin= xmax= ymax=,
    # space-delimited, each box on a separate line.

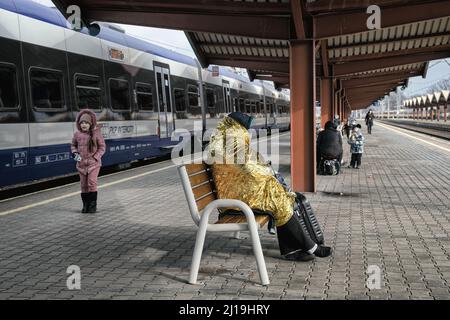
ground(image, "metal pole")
xmin=195 ymin=59 xmax=206 ymax=133
xmin=260 ymin=80 xmax=267 ymax=129
xmin=387 ymin=95 xmax=390 ymax=119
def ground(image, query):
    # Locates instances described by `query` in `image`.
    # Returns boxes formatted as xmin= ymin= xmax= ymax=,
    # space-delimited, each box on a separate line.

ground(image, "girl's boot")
xmin=87 ymin=192 xmax=97 ymax=213
xmin=81 ymin=193 xmax=89 ymax=213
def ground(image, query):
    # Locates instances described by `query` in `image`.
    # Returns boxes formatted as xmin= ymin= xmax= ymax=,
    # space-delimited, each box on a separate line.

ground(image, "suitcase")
xmin=272 ymin=166 xmax=325 ymax=245
xmin=294 ymin=192 xmax=324 ymax=245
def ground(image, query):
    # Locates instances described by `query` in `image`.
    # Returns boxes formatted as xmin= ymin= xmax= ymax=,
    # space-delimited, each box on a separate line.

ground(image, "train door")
xmin=0 ymin=5 xmax=31 ymax=188
xmin=222 ymin=80 xmax=232 ymax=113
xmin=154 ymin=65 xmax=174 ymax=138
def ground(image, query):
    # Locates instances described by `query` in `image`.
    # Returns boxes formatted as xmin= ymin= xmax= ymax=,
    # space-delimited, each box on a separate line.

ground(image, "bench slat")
xmin=193 ymin=182 xmax=215 ymax=200
xmin=188 ymin=172 xmax=211 ymax=187
xmin=186 ymin=163 xmax=208 ymax=175
xmin=215 ymin=214 xmax=270 ymax=228
xmin=196 ymin=193 xmax=216 ymax=211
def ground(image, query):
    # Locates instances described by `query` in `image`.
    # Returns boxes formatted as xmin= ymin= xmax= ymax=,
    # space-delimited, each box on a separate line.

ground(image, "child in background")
xmin=71 ymin=109 xmax=105 ymax=213
xmin=347 ymin=124 xmax=365 ymax=169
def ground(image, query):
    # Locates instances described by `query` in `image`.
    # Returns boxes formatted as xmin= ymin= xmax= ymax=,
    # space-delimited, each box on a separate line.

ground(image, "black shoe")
xmin=284 ymin=251 xmax=315 ymax=262
xmin=86 ymin=192 xmax=97 ymax=213
xmin=314 ymin=245 xmax=332 ymax=257
xmin=355 ymin=166 xmax=360 ymax=169
xmin=81 ymin=193 xmax=89 ymax=213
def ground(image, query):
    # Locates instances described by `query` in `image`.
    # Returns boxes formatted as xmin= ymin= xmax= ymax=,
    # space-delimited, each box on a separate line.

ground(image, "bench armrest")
xmin=199 ymin=199 xmax=259 ymax=231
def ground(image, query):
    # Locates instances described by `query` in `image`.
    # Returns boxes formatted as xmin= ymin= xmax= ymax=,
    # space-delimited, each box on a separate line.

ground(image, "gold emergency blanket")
xmin=207 ymin=117 xmax=295 ymax=227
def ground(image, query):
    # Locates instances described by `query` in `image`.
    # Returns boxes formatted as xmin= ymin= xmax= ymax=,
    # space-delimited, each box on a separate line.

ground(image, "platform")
xmin=0 ymin=122 xmax=449 ymax=300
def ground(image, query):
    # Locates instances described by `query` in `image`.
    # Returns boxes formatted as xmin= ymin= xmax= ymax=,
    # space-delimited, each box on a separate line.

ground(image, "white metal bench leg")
xmin=189 ymin=220 xmax=208 ymax=285
xmin=247 ymin=223 xmax=270 ymax=285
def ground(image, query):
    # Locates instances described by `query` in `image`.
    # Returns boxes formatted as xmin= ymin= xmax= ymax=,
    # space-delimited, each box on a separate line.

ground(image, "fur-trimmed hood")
xmin=76 ymin=109 xmax=98 ymax=132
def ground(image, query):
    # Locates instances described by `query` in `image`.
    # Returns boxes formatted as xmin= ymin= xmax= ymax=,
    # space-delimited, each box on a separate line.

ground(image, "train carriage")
xmin=0 ymin=0 xmax=290 ymax=189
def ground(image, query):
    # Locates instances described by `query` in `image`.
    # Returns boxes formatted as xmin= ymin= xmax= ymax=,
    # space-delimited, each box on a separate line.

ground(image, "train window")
xmin=136 ymin=82 xmax=153 ymax=111
xmin=174 ymin=88 xmax=186 ymax=112
xmin=233 ymin=98 xmax=238 ymax=112
xmin=251 ymin=100 xmax=256 ymax=114
xmin=109 ymin=78 xmax=130 ymax=111
xmin=187 ymin=85 xmax=199 ymax=108
xmin=30 ymin=68 xmax=65 ymax=110
xmin=206 ymin=88 xmax=215 ymax=109
xmin=0 ymin=63 xmax=19 ymax=110
xmin=239 ymin=98 xmax=245 ymax=112
xmin=245 ymin=100 xmax=251 ymax=113
xmin=74 ymin=74 xmax=101 ymax=110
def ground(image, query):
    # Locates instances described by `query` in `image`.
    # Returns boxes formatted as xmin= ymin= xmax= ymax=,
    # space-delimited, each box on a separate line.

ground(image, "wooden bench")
xmin=178 ymin=162 xmax=270 ymax=285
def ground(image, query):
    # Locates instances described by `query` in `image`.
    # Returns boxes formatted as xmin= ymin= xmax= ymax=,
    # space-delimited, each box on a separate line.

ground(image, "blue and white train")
xmin=0 ymin=0 xmax=291 ymax=189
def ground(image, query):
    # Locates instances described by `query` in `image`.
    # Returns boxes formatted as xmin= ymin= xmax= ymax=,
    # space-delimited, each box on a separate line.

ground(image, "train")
xmin=0 ymin=0 xmax=291 ymax=189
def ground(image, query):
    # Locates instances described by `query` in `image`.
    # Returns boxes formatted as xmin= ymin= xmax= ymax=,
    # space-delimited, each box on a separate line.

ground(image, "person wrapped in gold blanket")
xmin=206 ymin=112 xmax=331 ymax=261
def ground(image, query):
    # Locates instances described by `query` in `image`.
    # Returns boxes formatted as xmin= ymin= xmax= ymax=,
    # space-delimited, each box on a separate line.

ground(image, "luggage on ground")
xmin=294 ymin=192 xmax=325 ymax=245
xmin=318 ymin=158 xmax=340 ymax=175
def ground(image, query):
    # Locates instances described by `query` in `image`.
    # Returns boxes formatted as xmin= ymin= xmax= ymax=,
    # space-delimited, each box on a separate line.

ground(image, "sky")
xmin=37 ymin=0 xmax=450 ymax=98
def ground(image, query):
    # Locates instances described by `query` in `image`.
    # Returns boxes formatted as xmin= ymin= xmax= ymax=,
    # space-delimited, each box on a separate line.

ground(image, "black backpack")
xmin=320 ymin=159 xmax=339 ymax=175
xmin=294 ymin=192 xmax=324 ymax=245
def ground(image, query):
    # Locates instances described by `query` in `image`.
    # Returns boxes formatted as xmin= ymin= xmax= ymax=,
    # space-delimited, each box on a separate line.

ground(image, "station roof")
xmin=405 ymin=89 xmax=450 ymax=108
xmin=52 ymin=0 xmax=450 ymax=110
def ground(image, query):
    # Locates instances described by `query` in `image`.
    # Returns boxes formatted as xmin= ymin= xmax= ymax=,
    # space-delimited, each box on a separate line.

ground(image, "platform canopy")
xmin=52 ymin=0 xmax=450 ymax=111
xmin=52 ymin=0 xmax=450 ymax=192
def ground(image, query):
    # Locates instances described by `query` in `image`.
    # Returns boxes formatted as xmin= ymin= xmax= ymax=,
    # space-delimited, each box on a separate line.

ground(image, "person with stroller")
xmin=316 ymin=121 xmax=343 ymax=174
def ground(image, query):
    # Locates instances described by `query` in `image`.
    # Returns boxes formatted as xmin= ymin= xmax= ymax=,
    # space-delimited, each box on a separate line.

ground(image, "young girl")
xmin=347 ymin=124 xmax=365 ymax=169
xmin=71 ymin=109 xmax=105 ymax=213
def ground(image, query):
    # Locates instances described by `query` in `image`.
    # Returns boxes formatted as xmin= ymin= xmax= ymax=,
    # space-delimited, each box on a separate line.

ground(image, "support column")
xmin=290 ymin=40 xmax=316 ymax=192
xmin=445 ymin=103 xmax=448 ymax=122
xmin=320 ymin=78 xmax=332 ymax=128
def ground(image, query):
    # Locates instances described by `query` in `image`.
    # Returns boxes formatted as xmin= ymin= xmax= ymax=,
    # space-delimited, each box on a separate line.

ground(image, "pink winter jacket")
xmin=71 ymin=109 xmax=106 ymax=175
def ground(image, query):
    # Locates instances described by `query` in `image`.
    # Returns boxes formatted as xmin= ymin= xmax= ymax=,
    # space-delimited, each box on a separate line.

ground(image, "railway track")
xmin=379 ymin=120 xmax=450 ymax=141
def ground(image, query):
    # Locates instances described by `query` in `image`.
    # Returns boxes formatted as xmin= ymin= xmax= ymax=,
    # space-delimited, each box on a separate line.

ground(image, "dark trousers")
xmin=367 ymin=123 xmax=373 ymax=134
xmin=277 ymin=212 xmax=316 ymax=255
xmin=350 ymin=153 xmax=362 ymax=168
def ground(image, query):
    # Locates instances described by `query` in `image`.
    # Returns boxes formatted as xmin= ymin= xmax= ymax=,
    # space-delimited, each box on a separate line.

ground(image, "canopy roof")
xmin=52 ymin=0 xmax=450 ymax=109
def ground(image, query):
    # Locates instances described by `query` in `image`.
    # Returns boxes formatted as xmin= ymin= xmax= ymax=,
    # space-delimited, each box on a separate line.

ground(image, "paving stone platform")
xmin=0 ymin=122 xmax=449 ymax=300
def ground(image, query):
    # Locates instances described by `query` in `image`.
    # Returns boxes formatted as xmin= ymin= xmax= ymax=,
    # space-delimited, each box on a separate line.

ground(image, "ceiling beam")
xmin=254 ymin=75 xmax=290 ymax=83
xmin=207 ymin=58 xmax=289 ymax=73
xmin=329 ymin=44 xmax=450 ymax=63
xmin=327 ymin=31 xmax=450 ymax=51
xmin=333 ymin=52 xmax=450 ymax=76
xmin=306 ymin=0 xmax=424 ymax=12
xmin=345 ymin=83 xmax=401 ymax=95
xmin=57 ymin=0 xmax=292 ymax=15
xmin=321 ymin=40 xmax=330 ymax=77
xmin=342 ymin=72 xmax=419 ymax=88
xmin=340 ymin=67 xmax=423 ymax=80
xmin=290 ymin=0 xmax=306 ymax=39
xmin=314 ymin=1 xmax=450 ymax=39
xmin=80 ymin=9 xmax=291 ymax=39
